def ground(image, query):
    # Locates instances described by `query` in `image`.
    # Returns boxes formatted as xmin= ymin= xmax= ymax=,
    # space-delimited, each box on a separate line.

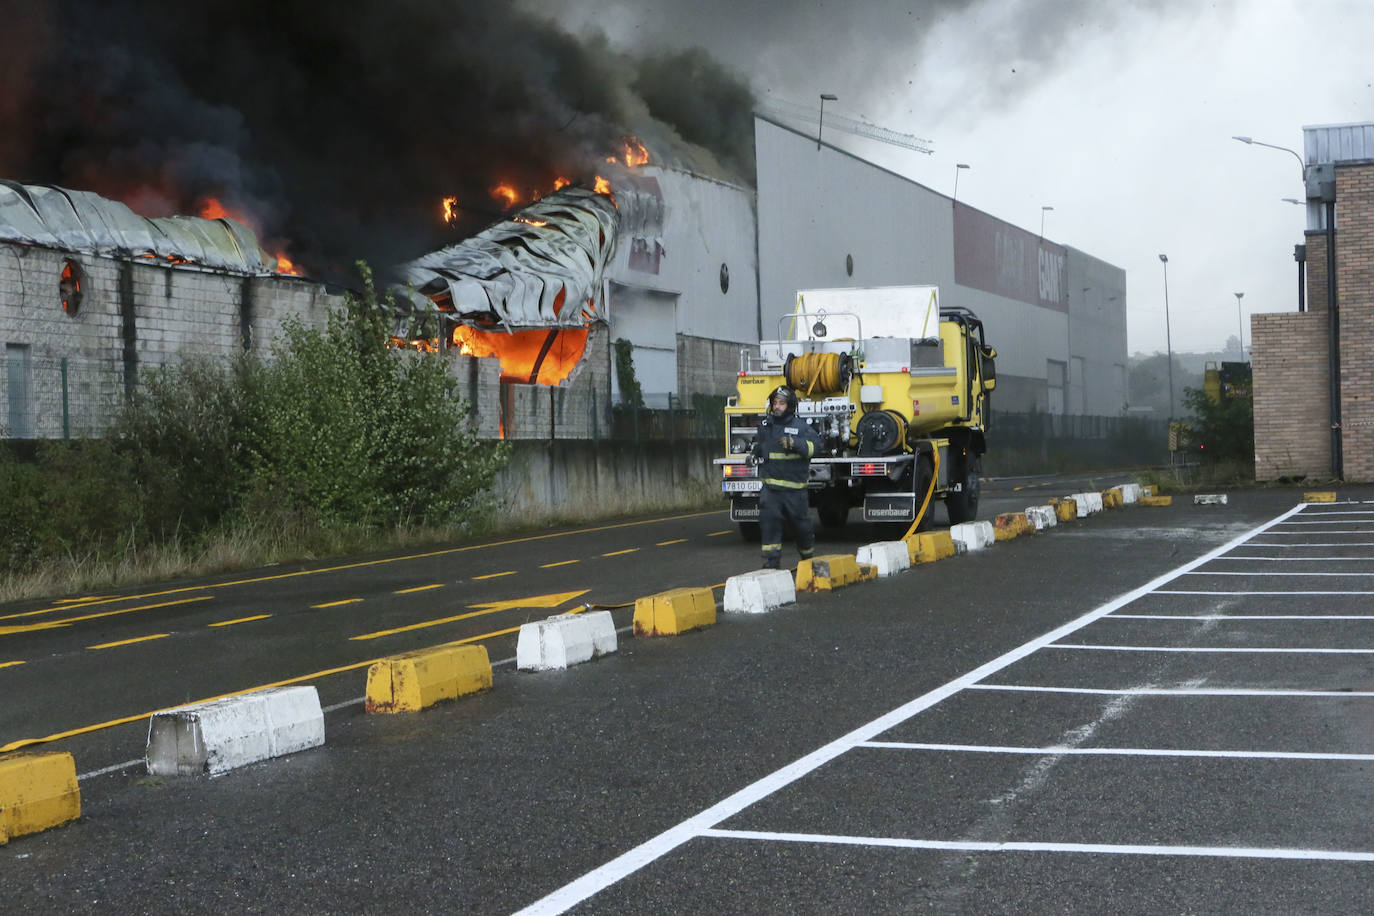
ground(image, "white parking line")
xmin=969 ymin=684 xmax=1374 ymax=697
xmin=698 ymin=829 xmax=1374 ymax=862
xmin=1109 ymin=614 xmax=1374 ymax=620
xmin=1218 ymin=556 xmax=1374 ymax=561
xmin=514 ymin=504 xmax=1308 ymax=915
xmin=859 ymin=741 xmax=1374 ymax=761
xmin=1048 ymin=644 xmax=1374 ymax=654
xmin=1157 ymin=589 xmax=1374 ymax=595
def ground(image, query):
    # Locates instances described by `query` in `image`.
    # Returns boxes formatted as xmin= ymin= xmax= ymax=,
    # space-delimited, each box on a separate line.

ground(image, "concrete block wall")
xmin=1337 ymin=162 xmax=1374 ymax=480
xmin=678 ymin=334 xmax=746 ymax=404
xmin=1251 ymin=310 xmax=1330 ymax=480
xmin=1 ymin=242 xmax=340 ymax=439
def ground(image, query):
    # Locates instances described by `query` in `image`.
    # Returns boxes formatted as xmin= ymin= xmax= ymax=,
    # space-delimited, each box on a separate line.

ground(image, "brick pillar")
xmin=1251 ymin=311 xmax=1331 ymax=480
xmin=1336 ymin=162 xmax=1374 ymax=480
xmin=1304 ymin=230 xmax=1329 ymax=313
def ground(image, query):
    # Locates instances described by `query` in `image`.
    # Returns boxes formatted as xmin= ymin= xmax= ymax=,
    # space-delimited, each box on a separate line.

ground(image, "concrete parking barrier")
xmin=516 ymin=611 xmax=617 ymax=671
xmin=1069 ymin=492 xmax=1104 ymax=516
xmin=723 ymin=569 xmax=796 ymax=614
xmin=1139 ymin=495 xmax=1173 ymax=507
xmin=1194 ymin=494 xmax=1229 ymax=505
xmin=1049 ymin=497 xmax=1078 ymax=522
xmin=993 ymin=512 xmax=1035 ymax=540
xmin=0 ymin=751 xmax=80 ymax=844
xmin=950 ymin=521 xmax=995 ymax=552
xmin=1304 ymin=491 xmax=1337 ymax=503
xmin=795 ymin=554 xmax=865 ymax=591
xmin=633 ymin=587 xmax=716 ymax=636
xmin=1025 ymin=505 xmax=1057 ymax=530
xmin=856 ymin=541 xmax=910 ymax=577
xmin=904 ymin=531 xmax=956 ymax=564
xmin=146 ymin=686 xmax=325 ymax=776
xmin=1102 ymin=488 xmax=1124 ymax=509
xmin=1119 ymin=483 xmax=1143 ymax=504
xmin=365 ymin=645 xmax=491 ymax=714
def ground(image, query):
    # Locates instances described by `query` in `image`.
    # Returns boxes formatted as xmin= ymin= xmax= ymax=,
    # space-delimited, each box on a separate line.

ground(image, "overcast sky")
xmin=542 ymin=0 xmax=1372 ymax=355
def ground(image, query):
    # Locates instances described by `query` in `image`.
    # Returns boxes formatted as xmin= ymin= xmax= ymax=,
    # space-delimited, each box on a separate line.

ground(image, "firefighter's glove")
xmin=779 ymin=434 xmax=796 ymax=452
xmin=746 ymin=452 xmax=761 ymax=467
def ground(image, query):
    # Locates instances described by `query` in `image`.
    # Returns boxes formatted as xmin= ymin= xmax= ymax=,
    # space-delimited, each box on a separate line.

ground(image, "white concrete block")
xmin=723 ymin=569 xmax=797 ymax=614
xmin=146 ymin=686 xmax=324 ymax=777
xmin=1119 ymin=483 xmax=1143 ymax=504
xmin=856 ymin=541 xmax=911 ymax=577
xmin=516 ymin=611 xmax=617 ymax=671
xmin=1070 ymin=492 xmax=1103 ymax=516
xmin=1194 ymin=493 xmax=1229 ymax=505
xmin=1025 ymin=505 xmax=1057 ymax=530
xmin=950 ymin=521 xmax=994 ymax=551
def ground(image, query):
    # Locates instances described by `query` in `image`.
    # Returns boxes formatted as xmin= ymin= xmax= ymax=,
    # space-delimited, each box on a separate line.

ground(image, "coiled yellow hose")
xmin=784 ymin=352 xmax=847 ymax=397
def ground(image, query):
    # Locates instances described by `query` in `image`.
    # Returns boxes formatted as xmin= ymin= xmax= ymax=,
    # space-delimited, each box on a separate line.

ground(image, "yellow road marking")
xmin=0 ymin=596 xmax=214 ymax=636
xmin=706 ymin=530 xmax=731 ymax=537
xmin=0 ymin=612 xmax=587 ymax=754
xmin=1 ymin=660 xmax=25 ymax=669
xmin=351 ymin=589 xmax=588 ymax=640
xmin=88 ymin=633 xmax=169 ymax=650
xmin=396 ymin=584 xmax=444 ymax=594
xmin=208 ymin=615 xmax=271 ymax=628
xmin=540 ymin=560 xmax=579 ymax=568
xmin=312 ymin=598 xmax=363 ymax=608
xmin=474 ymin=571 xmax=516 ymax=580
xmin=602 ymin=548 xmax=639 ymax=557
xmin=0 ymin=509 xmax=725 ymax=619
xmin=656 ymin=539 xmax=687 ymax=546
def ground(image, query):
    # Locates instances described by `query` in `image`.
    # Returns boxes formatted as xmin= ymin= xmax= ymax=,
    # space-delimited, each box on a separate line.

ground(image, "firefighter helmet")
xmin=769 ymin=385 xmax=798 ymax=415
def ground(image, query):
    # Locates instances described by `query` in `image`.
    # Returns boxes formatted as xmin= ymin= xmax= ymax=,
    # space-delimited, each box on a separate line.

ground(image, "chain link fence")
xmin=2 ymin=352 xmax=121 ymax=440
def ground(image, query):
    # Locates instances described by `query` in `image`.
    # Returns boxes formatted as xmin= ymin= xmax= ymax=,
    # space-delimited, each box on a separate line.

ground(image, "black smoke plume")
xmin=0 ymin=0 xmax=756 ymax=282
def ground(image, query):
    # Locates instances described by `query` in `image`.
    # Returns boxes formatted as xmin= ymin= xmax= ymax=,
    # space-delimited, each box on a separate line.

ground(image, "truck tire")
xmin=946 ymin=452 xmax=982 ymax=523
xmin=817 ymin=489 xmax=849 ymax=529
xmin=912 ymin=454 xmax=935 ymax=532
xmin=738 ymin=522 xmax=761 ymax=542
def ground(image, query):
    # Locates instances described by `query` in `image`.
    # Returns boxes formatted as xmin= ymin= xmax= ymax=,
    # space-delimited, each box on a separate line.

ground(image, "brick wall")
xmin=1251 ymin=310 xmax=1331 ymax=480
xmin=1336 ymin=162 xmax=1374 ymax=479
xmin=1304 ymin=230 xmax=1329 ymax=313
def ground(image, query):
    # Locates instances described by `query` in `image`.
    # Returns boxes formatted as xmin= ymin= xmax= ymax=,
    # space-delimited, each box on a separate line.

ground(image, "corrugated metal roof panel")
xmin=1305 ymin=122 xmax=1374 ymax=164
xmin=0 ymin=181 xmax=276 ymax=273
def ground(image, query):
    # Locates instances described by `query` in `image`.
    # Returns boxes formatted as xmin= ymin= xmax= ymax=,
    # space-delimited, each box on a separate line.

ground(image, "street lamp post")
xmin=1041 ymin=205 xmax=1054 ymax=237
xmin=817 ymin=93 xmax=837 ymax=150
xmin=1234 ymin=291 xmax=1245 ymax=358
xmin=953 ymin=163 xmax=969 ymax=207
xmin=1159 ymin=254 xmax=1174 ymax=424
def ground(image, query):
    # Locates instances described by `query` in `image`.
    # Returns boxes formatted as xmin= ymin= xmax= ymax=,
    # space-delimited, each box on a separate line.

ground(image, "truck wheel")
xmin=738 ymin=522 xmax=761 ymax=542
xmin=817 ymin=490 xmax=849 ymax=529
xmin=946 ymin=452 xmax=982 ymax=523
xmin=912 ymin=454 xmax=935 ymax=532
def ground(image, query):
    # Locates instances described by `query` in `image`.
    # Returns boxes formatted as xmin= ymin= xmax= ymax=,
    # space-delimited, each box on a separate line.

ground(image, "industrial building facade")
xmin=3 ymin=117 xmax=1130 ymax=445
xmin=1252 ymin=122 xmax=1374 ymax=481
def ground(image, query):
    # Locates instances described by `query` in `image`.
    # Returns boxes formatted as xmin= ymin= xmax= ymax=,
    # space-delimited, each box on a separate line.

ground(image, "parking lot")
xmin=524 ymin=498 xmax=1374 ymax=914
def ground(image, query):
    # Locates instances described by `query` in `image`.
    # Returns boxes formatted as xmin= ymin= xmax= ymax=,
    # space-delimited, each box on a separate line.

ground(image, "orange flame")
xmin=275 ymin=252 xmax=300 ymax=275
xmin=514 ymin=216 xmax=548 ymax=227
xmin=553 ymin=177 xmax=571 ymax=190
xmin=450 ymin=324 xmax=589 ymax=387
xmin=490 ymin=183 xmax=520 ymax=209
xmin=442 ymin=196 xmax=459 ymax=224
xmin=593 ymin=176 xmax=612 ymax=195
xmin=621 ymin=137 xmax=650 ymax=167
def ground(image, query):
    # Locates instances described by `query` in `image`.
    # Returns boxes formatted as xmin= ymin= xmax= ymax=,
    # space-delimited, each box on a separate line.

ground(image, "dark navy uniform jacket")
xmin=752 ymin=411 xmax=820 ymax=490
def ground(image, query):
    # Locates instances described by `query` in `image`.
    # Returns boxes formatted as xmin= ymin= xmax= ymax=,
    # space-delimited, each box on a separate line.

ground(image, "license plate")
xmin=722 ymin=479 xmax=763 ymax=493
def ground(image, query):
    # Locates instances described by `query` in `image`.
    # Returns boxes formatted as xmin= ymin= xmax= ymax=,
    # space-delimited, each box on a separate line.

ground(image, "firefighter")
xmin=750 ymin=385 xmax=819 ymax=569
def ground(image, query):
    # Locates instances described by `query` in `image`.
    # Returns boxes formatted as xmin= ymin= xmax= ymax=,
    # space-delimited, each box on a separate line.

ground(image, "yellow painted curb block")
xmin=905 ymin=531 xmax=955 ymax=564
xmin=858 ymin=563 xmax=879 ymax=581
xmin=1138 ymin=495 xmax=1173 ymax=507
xmin=1303 ymin=491 xmax=1337 ymax=503
xmin=633 ymin=587 xmax=716 ymax=637
xmin=365 ymin=645 xmax=492 ymax=714
xmin=1049 ymin=498 xmax=1078 ymax=522
xmin=0 ymin=751 xmax=80 ymax=845
xmin=795 ymin=554 xmax=863 ymax=592
xmin=993 ymin=512 xmax=1034 ymax=540
xmin=1102 ymin=488 xmax=1124 ymax=508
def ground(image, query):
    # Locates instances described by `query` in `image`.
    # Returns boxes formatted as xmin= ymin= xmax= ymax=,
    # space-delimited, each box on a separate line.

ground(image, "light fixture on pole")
xmin=953 ymin=163 xmax=970 ymax=207
xmin=1232 ymin=135 xmax=1306 ymax=179
xmin=1040 ymin=205 xmax=1054 ymax=237
xmin=1234 ymin=292 xmax=1245 ymax=358
xmin=1282 ymin=198 xmax=1304 ymax=205
xmin=817 ymin=93 xmax=837 ymax=150
xmin=1159 ymin=253 xmax=1174 ymax=424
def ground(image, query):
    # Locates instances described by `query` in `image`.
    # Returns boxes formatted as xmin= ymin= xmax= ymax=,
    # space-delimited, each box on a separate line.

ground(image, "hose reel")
xmin=855 ymin=408 xmax=907 ymax=457
xmin=784 ymin=351 xmax=854 ymax=398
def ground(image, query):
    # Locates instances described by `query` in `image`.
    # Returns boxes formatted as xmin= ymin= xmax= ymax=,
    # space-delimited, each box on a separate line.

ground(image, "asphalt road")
xmin=3 ymin=476 xmax=1370 ymax=914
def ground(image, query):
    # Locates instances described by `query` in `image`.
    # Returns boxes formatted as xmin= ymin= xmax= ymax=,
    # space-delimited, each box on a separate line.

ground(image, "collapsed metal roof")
xmin=395 ymin=186 xmax=619 ymax=330
xmin=0 ymin=180 xmax=276 ymax=274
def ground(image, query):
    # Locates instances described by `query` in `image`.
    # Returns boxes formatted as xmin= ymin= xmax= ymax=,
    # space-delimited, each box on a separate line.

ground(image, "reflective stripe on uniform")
xmin=763 ymin=478 xmax=807 ymax=489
